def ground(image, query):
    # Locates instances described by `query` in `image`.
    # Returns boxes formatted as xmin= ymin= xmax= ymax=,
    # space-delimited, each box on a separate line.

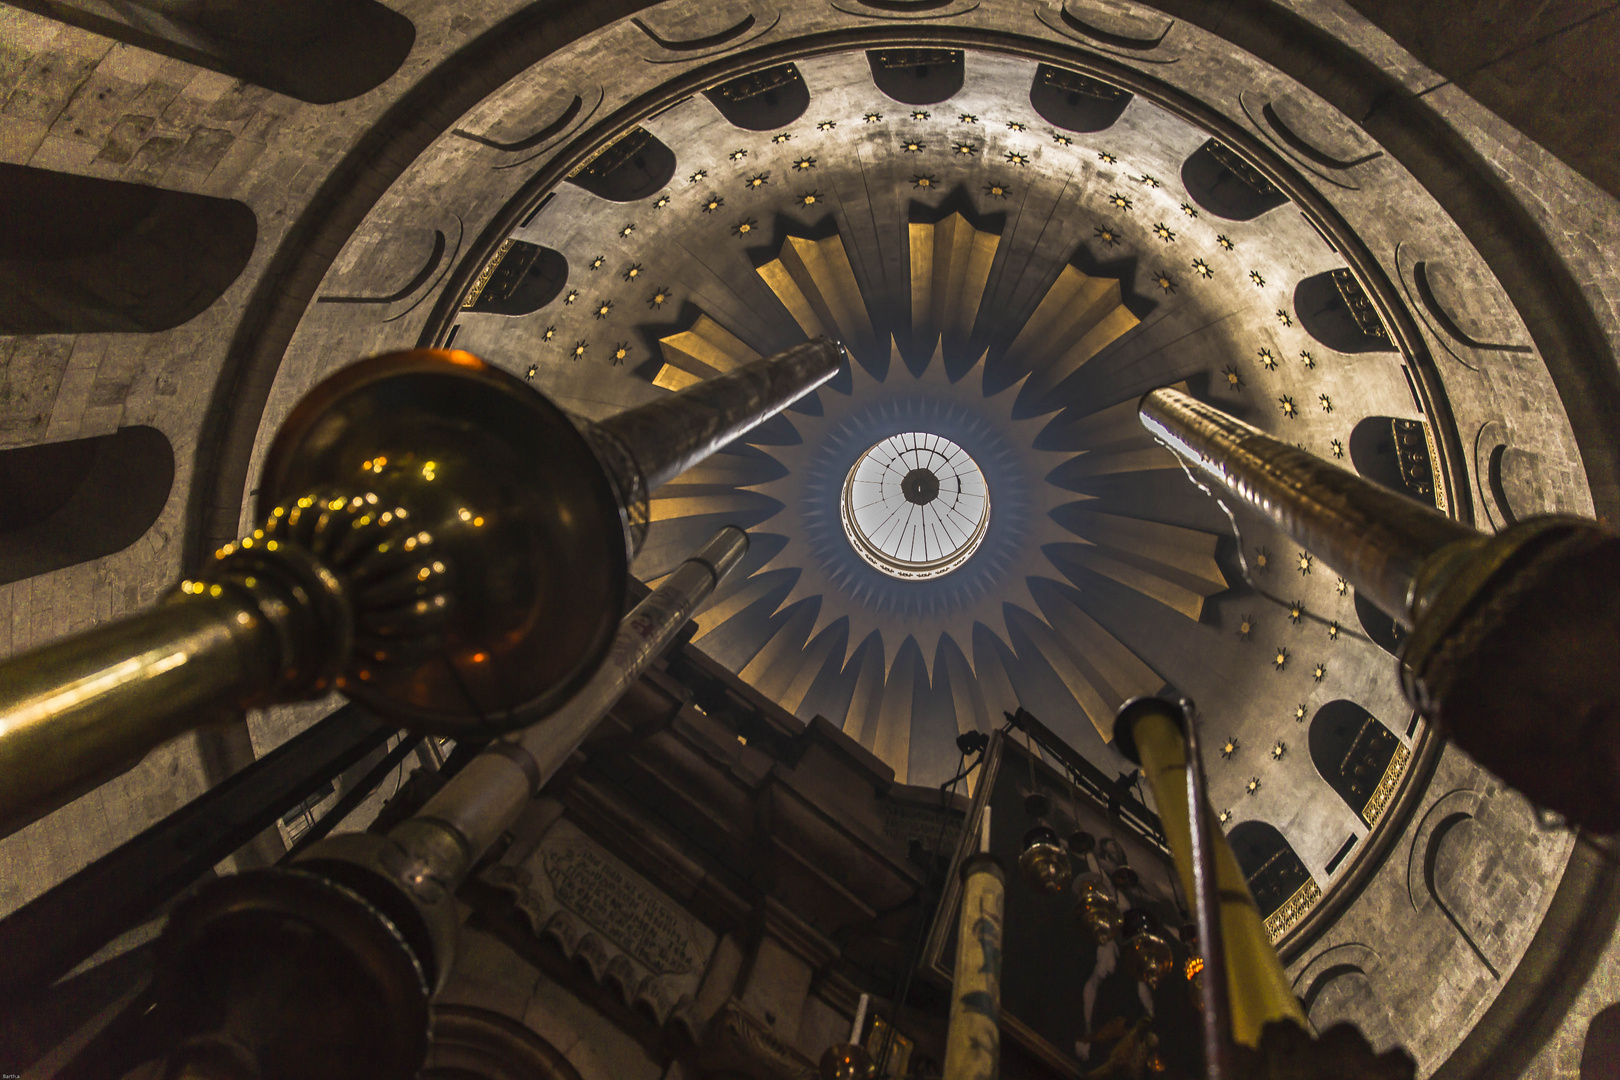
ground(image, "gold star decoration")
xmin=1331 ymin=438 xmax=1345 ymax=459
xmin=1288 ymin=601 xmax=1304 ymax=623
xmin=1258 ymin=348 xmax=1278 ymax=370
xmin=1256 ymin=546 xmax=1270 ymax=571
xmin=1274 ymin=647 xmax=1289 ymax=670
xmin=1246 ymin=778 xmax=1262 ymax=796
xmin=612 ymin=342 xmax=630 ymax=365
xmin=1007 ymin=120 xmax=1026 ymax=131
xmin=1193 ymin=258 xmax=1214 ymax=279
xmin=1153 ymin=222 xmax=1176 ymax=242
xmin=571 ymin=340 xmax=587 ymax=359
xmin=954 ymin=142 xmax=977 ymax=155
xmin=622 ymin=263 xmax=642 ymax=281
xmin=793 ymin=156 xmax=817 ymax=170
xmin=1138 ymin=174 xmax=1161 ymax=187
xmin=729 ymin=149 xmax=748 ymax=162
xmin=1237 ymin=614 xmax=1253 ymax=640
xmin=542 ymin=325 xmax=557 ymax=340
xmin=589 ymin=254 xmax=605 ymax=270
xmin=903 ymin=140 xmax=925 ymax=153
xmin=594 ymin=299 xmax=612 ymax=319
xmin=1108 ymin=193 xmax=1134 ymax=211
xmin=654 ymin=194 xmax=670 ymax=209
xmin=816 ymin=119 xmax=836 ymax=132
xmin=1218 ymin=808 xmax=1233 ymax=824
xmin=1222 ymin=363 xmax=1242 ymax=390
xmin=1279 ymin=396 xmax=1297 ymax=418
xmin=563 ymin=290 xmax=579 ymax=305
xmin=984 ymin=182 xmax=1010 ymax=199
xmin=744 ymin=172 xmax=769 ymax=188
xmin=525 ymin=363 xmax=537 ymax=379
xmin=771 ymin=132 xmax=792 ymax=144
xmin=911 ymin=109 xmax=930 ymax=120
xmin=1250 ymin=269 xmax=1266 ymax=287
xmin=702 ymin=195 xmax=724 ymax=213
xmin=688 ymin=170 xmax=707 ymax=184
xmin=1005 ymin=151 xmax=1029 ymax=165
xmin=1154 ymin=272 xmax=1177 ymax=293
xmin=1221 ymin=737 xmax=1239 ymax=758
xmin=799 ymin=189 xmax=823 ymax=205
xmin=1319 ymin=393 xmax=1333 ymax=413
xmin=648 ymin=288 xmax=670 ymax=309
xmin=619 ymin=223 xmax=635 ymax=237
xmin=1327 ymin=621 xmax=1340 ymax=641
xmin=1271 ymin=741 xmax=1287 ymax=761
xmin=1297 ymin=552 xmax=1314 ymax=574
xmin=1336 ymin=577 xmax=1349 ymax=596
xmin=1052 ymin=132 xmax=1073 ymax=146
xmin=1098 ymin=150 xmax=1117 ymax=163
xmin=1312 ymin=662 xmax=1327 ymax=682
xmin=1277 ymin=308 xmax=1293 ymax=327
xmin=1300 ymin=350 xmax=1316 ymax=369
xmin=1216 ymin=234 xmax=1234 ymax=251
xmin=864 ymin=112 xmax=883 ymax=123
xmin=912 ymin=175 xmax=936 ymax=189
xmin=1181 ymin=202 xmax=1199 ymax=217
xmin=732 ymin=217 xmax=757 ymax=237
xmin=959 ymin=113 xmax=979 ymax=123
xmin=1294 ymin=703 xmax=1308 ymax=722
xmin=1094 ymin=225 xmax=1120 ymax=246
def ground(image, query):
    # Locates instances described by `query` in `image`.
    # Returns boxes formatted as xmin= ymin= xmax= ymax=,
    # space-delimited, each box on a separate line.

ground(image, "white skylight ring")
xmin=840 ymin=432 xmax=991 ymax=580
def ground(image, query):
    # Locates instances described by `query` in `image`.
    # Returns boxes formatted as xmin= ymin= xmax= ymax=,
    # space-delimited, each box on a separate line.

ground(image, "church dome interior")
xmin=0 ymin=1 xmax=1617 ymax=1078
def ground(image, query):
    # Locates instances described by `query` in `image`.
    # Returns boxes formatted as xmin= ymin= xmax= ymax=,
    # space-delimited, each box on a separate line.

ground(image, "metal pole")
xmin=1139 ymin=387 xmax=1620 ymax=834
xmin=147 ymin=528 xmax=751 ymax=1080
xmin=1114 ymin=698 xmax=1307 ymax=1050
xmin=943 ymin=812 xmax=1004 ymax=1080
xmin=1180 ymin=699 xmax=1233 ymax=1080
xmin=0 ymin=341 xmax=837 ymax=837
xmin=595 ymin=338 xmax=844 ymax=493
xmin=1138 ymin=387 xmax=1473 ymax=620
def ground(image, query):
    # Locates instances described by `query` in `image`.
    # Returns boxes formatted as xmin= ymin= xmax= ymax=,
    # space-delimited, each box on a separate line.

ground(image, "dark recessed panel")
xmin=1029 ymin=64 xmax=1132 ymax=132
xmin=1179 ymin=138 xmax=1289 ymax=220
xmin=869 ymin=49 xmax=965 ymax=106
xmin=703 ymin=64 xmax=810 ymax=130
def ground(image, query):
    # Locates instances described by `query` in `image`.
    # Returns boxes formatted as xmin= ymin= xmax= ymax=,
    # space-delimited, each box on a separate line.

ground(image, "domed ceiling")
xmin=250 ymin=19 xmax=1592 ymax=961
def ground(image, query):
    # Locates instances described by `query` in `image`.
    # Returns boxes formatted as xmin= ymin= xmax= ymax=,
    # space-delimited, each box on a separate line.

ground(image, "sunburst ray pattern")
xmin=634 ymin=229 xmax=1227 ymax=784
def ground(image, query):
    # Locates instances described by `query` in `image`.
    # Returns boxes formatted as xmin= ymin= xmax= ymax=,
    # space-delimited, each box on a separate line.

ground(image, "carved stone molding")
xmin=699 ymin=1001 xmax=817 ymax=1080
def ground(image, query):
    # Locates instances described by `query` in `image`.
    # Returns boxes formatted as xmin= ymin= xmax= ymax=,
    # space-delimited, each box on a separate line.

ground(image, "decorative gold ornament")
xmin=1018 ymin=825 xmax=1073 ymax=893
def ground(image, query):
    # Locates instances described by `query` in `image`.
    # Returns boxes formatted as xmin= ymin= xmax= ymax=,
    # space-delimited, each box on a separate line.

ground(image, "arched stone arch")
xmin=1294 ymin=269 xmax=1398 ymax=354
xmin=1293 ymin=944 xmax=1403 ymax=1053
xmin=1029 ymin=64 xmax=1132 ymax=132
xmin=1227 ymin=821 xmax=1316 ymax=927
xmin=869 ymin=49 xmax=965 ymax=106
xmin=0 ymin=427 xmax=174 ymax=586
xmin=565 ymin=128 xmax=677 ymax=203
xmin=0 ymin=164 xmax=255 ymax=335
xmin=462 ymin=241 xmax=569 ymax=316
xmin=1179 ymin=138 xmax=1289 ymax=220
xmin=1349 ymin=417 xmax=1440 ymax=508
xmin=704 ymin=64 xmax=810 ymax=130
xmin=1353 ymin=591 xmax=1407 ymax=657
xmin=1308 ymin=701 xmax=1406 ymax=826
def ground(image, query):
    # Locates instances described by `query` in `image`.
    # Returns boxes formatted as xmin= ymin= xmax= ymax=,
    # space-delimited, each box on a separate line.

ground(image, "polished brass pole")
xmin=1114 ymin=698 xmax=1305 ymax=1052
xmin=148 ymin=527 xmax=750 ymax=1080
xmin=942 ymin=812 xmax=1005 ymax=1080
xmin=1140 ymin=387 xmax=1620 ymax=833
xmin=0 ymin=341 xmax=841 ymax=838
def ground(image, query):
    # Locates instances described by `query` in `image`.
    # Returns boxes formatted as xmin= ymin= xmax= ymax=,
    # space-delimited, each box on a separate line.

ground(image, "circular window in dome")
xmin=840 ymin=432 xmax=990 ymax=580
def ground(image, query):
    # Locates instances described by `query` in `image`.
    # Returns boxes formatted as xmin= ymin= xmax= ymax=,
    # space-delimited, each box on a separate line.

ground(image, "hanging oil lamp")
xmin=1073 ymin=871 xmax=1121 ymax=944
xmin=819 ymin=993 xmax=877 ymax=1080
xmin=1180 ymin=924 xmax=1205 ymax=1012
xmin=1121 ymin=909 xmax=1175 ymax=990
xmin=1018 ymin=825 xmax=1073 ymax=893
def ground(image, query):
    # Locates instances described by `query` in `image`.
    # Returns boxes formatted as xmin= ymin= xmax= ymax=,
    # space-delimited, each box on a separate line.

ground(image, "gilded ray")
xmin=756 ymin=234 xmax=879 ymax=356
xmin=660 ymin=313 xmax=760 ymax=376
xmin=1053 ymin=508 xmax=1227 ymax=619
xmin=1033 ymin=585 xmax=1164 ymax=741
xmin=1003 ymin=264 xmax=1141 ymax=386
xmin=910 ymin=213 xmax=1001 ymax=353
xmin=874 ymin=640 xmax=922 ymax=784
